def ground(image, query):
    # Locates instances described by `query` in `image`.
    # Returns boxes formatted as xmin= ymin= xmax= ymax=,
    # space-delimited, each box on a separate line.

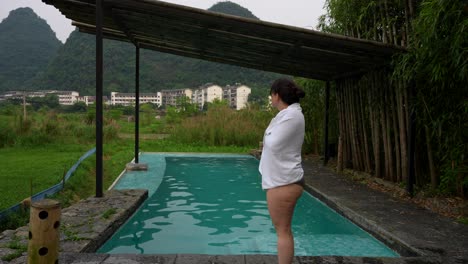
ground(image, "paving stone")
xmin=59 ymin=253 xmax=109 ymax=263
xmin=175 ymin=254 xmax=245 ymax=264
xmin=0 ymin=230 xmax=15 ymax=240
xmin=8 ymin=255 xmax=27 ymax=264
xmin=0 ymin=247 xmax=16 ymax=258
xmin=245 ymin=255 xmax=277 ymax=264
xmin=102 ymin=254 xmax=177 ymax=264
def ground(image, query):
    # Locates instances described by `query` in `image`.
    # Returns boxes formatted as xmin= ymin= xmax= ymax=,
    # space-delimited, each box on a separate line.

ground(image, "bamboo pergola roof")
xmin=43 ymin=0 xmax=405 ymax=80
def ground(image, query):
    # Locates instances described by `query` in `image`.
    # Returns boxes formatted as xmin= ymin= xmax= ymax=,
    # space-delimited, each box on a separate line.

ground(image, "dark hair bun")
xmin=296 ymin=88 xmax=306 ymax=99
xmin=270 ymin=78 xmax=306 ymax=105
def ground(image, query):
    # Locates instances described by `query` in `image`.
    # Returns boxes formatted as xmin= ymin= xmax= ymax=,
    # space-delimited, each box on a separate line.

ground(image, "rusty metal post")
xmin=28 ymin=199 xmax=61 ymax=264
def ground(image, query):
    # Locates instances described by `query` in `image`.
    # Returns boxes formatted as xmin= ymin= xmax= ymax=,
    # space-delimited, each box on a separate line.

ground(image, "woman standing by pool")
xmin=259 ymin=78 xmax=306 ymax=264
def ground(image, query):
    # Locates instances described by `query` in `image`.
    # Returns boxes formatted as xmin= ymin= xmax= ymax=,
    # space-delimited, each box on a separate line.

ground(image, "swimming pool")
xmin=99 ymin=153 xmax=398 ymax=257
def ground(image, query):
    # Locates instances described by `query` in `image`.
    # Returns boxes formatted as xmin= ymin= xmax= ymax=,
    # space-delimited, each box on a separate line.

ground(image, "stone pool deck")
xmin=1 ymin=158 xmax=467 ymax=263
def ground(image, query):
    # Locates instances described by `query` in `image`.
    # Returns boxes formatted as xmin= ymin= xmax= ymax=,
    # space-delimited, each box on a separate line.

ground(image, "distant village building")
xmin=53 ymin=91 xmax=80 ymax=105
xmin=1 ymin=83 xmax=251 ymax=110
xmin=192 ymin=84 xmax=223 ymax=110
xmin=0 ymin=90 xmax=79 ymax=105
xmin=0 ymin=91 xmax=25 ymax=101
xmin=160 ymin=89 xmax=192 ymax=107
xmin=223 ymin=84 xmax=251 ymax=110
xmin=77 ymin=96 xmax=95 ymax=106
xmin=110 ymin=92 xmax=162 ymax=107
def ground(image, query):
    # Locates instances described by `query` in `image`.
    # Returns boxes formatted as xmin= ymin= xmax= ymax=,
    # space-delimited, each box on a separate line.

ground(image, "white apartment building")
xmin=110 ymin=92 xmax=162 ymax=107
xmin=160 ymin=89 xmax=192 ymax=107
xmin=77 ymin=96 xmax=111 ymax=105
xmin=77 ymin=96 xmax=95 ymax=106
xmin=192 ymin=84 xmax=223 ymax=110
xmin=0 ymin=91 xmax=25 ymax=100
xmin=223 ymin=84 xmax=251 ymax=110
xmin=0 ymin=90 xmax=79 ymax=105
xmin=53 ymin=91 xmax=80 ymax=105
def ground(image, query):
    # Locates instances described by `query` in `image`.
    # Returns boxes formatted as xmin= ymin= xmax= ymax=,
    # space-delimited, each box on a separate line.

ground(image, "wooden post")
xmin=28 ymin=199 xmax=61 ymax=264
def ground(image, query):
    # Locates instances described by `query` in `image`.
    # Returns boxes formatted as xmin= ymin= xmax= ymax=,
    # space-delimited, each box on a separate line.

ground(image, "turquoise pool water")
xmin=99 ymin=153 xmax=398 ymax=257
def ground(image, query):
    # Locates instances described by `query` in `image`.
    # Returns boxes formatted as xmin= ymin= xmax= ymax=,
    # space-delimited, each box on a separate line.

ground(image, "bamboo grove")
xmin=300 ymin=0 xmax=467 ymax=196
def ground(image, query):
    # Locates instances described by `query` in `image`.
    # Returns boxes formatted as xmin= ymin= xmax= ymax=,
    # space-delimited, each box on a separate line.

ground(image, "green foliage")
xmin=0 ymin=8 xmax=62 ymax=92
xmin=0 ymin=210 xmax=29 ymax=233
xmin=6 ymin=237 xmax=28 ymax=251
xmin=27 ymin=94 xmax=60 ymax=110
xmin=165 ymin=106 xmax=182 ymax=124
xmin=319 ymin=0 xmax=408 ymax=43
xmin=102 ymin=208 xmax=117 ymax=219
xmin=393 ymin=0 xmax=467 ymax=195
xmin=457 ymin=217 xmax=468 ymax=225
xmin=319 ymin=0 xmax=467 ymax=195
xmin=204 ymin=98 xmax=229 ymax=111
xmin=248 ymin=84 xmax=270 ymax=106
xmin=170 ymin=103 xmax=273 ymax=147
xmin=62 ymin=225 xmax=84 ymax=241
xmin=62 ymin=101 xmax=87 ymax=113
xmin=122 ymin=106 xmax=135 ymax=115
xmin=208 ymin=1 xmax=258 ymax=19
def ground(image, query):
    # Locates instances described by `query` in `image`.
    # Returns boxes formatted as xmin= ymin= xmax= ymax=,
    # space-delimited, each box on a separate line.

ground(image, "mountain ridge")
xmin=0 ymin=7 xmax=62 ymax=92
xmin=1 ymin=2 xmax=281 ymax=96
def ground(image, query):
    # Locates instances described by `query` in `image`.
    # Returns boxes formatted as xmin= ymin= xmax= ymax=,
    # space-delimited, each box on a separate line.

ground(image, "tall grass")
xmin=0 ymin=109 xmax=123 ymax=148
xmin=170 ymin=104 xmax=274 ymax=147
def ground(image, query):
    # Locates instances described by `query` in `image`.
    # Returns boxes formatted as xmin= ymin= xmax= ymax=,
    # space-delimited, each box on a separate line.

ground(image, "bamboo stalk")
xmin=384 ymin=73 xmax=395 ymax=181
xmin=359 ymin=81 xmax=372 ymax=173
xmin=397 ymin=79 xmax=408 ymax=182
xmin=391 ymin=80 xmax=402 ymax=182
xmin=379 ymin=73 xmax=390 ymax=180
xmin=336 ymin=84 xmax=344 ymax=171
xmin=383 ymin=0 xmax=396 ymax=45
xmin=349 ymin=79 xmax=361 ymax=170
xmin=425 ymin=125 xmax=438 ymax=189
xmin=368 ymin=76 xmax=377 ymax=174
xmin=372 ymin=72 xmax=382 ymax=178
xmin=342 ymin=80 xmax=350 ymax=168
xmin=353 ymin=81 xmax=365 ymax=171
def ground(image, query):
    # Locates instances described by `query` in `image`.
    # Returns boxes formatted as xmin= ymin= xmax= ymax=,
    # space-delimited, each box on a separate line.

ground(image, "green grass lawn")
xmin=0 ymin=143 xmax=92 ymax=210
xmin=116 ymin=118 xmax=165 ymax=134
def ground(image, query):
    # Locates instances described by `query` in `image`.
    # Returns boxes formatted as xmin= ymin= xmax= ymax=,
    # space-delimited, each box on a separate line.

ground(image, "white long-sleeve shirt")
xmin=259 ymin=103 xmax=305 ymax=190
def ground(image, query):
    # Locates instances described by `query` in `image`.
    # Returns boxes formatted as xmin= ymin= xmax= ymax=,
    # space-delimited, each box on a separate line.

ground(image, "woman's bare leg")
xmin=267 ymin=184 xmax=303 ymax=264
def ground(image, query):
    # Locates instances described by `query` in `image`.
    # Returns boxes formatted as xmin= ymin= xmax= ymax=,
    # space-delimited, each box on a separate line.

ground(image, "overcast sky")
xmin=1 ymin=0 xmax=327 ymax=43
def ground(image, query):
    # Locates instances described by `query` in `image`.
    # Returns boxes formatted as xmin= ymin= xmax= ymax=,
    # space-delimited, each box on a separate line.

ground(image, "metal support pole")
xmin=323 ymin=81 xmax=330 ymax=165
xmin=407 ymin=83 xmax=416 ymax=197
xmin=135 ymin=46 xmax=140 ymax=163
xmin=95 ymin=0 xmax=103 ymax=198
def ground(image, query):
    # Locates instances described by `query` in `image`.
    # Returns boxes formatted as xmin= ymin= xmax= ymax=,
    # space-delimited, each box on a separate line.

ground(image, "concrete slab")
xmin=102 ymin=254 xmax=176 ymax=264
xmin=175 ymin=254 xmax=245 ymax=264
xmin=301 ymin=158 xmax=468 ymax=264
xmin=59 ymin=253 xmax=109 ymax=263
xmin=244 ymin=255 xmax=279 ymax=264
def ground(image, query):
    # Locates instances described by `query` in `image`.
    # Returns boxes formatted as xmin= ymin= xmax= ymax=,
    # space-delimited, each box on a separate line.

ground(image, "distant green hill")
xmin=0 ymin=8 xmax=62 ymax=92
xmin=30 ymin=1 xmax=281 ymax=95
xmin=208 ymin=1 xmax=257 ymax=19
